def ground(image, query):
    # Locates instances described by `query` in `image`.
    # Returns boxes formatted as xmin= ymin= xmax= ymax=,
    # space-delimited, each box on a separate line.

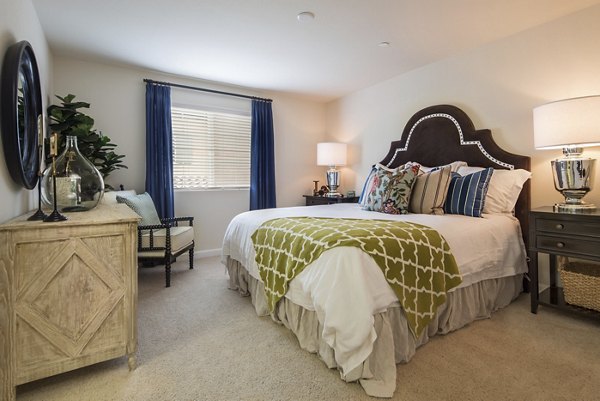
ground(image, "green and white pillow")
xmin=116 ymin=192 xmax=161 ymax=226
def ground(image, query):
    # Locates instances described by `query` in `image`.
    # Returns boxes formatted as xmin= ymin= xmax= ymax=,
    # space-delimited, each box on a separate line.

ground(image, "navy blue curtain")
xmin=145 ymin=83 xmax=174 ymax=219
xmin=250 ymin=99 xmax=276 ymax=210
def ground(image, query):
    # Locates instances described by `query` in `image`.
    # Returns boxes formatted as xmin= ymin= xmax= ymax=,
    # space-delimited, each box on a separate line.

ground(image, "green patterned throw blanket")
xmin=251 ymin=217 xmax=462 ymax=336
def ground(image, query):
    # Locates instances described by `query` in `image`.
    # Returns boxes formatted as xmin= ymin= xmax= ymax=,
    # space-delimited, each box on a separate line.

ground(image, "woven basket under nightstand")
xmin=559 ymin=261 xmax=600 ymax=312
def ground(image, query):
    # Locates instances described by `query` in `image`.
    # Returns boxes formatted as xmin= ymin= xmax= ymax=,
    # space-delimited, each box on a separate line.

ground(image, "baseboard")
xmin=193 ymin=248 xmax=221 ymax=259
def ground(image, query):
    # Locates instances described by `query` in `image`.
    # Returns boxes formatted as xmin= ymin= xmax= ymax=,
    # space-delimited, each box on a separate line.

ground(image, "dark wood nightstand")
xmin=529 ymin=206 xmax=600 ymax=318
xmin=303 ymin=195 xmax=360 ymax=206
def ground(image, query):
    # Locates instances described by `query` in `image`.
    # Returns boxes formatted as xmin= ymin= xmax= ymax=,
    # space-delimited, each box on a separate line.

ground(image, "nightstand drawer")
xmin=306 ymin=197 xmax=332 ymax=206
xmin=536 ymin=235 xmax=600 ymax=257
xmin=537 ymin=218 xmax=600 ymax=237
xmin=303 ymin=195 xmax=359 ymax=206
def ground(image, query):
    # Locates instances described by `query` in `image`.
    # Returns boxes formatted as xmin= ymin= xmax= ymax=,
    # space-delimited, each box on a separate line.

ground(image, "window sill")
xmin=174 ymin=187 xmax=250 ymax=193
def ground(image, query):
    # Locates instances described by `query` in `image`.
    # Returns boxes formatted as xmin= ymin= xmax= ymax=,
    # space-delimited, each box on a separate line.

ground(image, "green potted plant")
xmin=46 ymin=94 xmax=127 ymax=189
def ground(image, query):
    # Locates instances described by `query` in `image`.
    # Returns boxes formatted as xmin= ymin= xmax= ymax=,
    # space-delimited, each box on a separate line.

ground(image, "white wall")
xmin=326 ymin=5 xmax=600 ymax=209
xmin=52 ymin=57 xmax=326 ymax=252
xmin=0 ymin=0 xmax=52 ymax=223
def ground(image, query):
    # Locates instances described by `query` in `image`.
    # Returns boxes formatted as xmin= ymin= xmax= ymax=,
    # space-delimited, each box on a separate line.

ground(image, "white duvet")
xmin=221 ymin=203 xmax=527 ymax=374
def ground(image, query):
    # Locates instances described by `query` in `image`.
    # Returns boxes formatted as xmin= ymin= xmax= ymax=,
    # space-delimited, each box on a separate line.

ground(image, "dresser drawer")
xmin=536 ymin=218 xmax=600 ymax=237
xmin=536 ymin=234 xmax=600 ymax=257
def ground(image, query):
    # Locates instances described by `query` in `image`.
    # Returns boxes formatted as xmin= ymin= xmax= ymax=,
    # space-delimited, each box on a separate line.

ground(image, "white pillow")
xmin=457 ymin=166 xmax=531 ymax=214
xmin=420 ymin=161 xmax=467 ymax=173
xmin=101 ymin=189 xmax=137 ymax=205
xmin=483 ymin=169 xmax=531 ymax=214
xmin=456 ymin=165 xmax=484 ymax=176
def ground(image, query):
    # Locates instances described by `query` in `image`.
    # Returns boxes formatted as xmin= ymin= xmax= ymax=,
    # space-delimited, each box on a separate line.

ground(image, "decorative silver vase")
xmin=41 ymin=135 xmax=104 ymax=211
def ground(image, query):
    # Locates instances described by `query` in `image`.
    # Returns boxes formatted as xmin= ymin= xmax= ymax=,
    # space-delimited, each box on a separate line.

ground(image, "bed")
xmin=222 ymin=104 xmax=531 ymax=397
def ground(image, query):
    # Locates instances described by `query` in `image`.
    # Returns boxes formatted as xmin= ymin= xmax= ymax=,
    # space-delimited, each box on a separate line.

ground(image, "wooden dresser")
xmin=0 ymin=204 xmax=139 ymax=401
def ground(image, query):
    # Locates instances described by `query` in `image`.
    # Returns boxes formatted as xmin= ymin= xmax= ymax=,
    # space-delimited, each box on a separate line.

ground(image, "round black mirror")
xmin=1 ymin=40 xmax=43 ymax=190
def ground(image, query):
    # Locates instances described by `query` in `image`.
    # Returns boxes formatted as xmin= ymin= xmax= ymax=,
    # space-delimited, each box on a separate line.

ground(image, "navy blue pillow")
xmin=444 ymin=168 xmax=493 ymax=217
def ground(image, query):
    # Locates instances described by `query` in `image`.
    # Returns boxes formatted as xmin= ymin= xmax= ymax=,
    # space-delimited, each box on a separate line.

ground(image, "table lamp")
xmin=533 ymin=95 xmax=600 ymax=211
xmin=317 ymin=142 xmax=347 ymax=197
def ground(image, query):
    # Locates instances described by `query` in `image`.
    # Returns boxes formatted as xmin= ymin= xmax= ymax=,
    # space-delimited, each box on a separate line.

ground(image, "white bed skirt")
xmin=225 ymin=257 xmax=523 ymax=398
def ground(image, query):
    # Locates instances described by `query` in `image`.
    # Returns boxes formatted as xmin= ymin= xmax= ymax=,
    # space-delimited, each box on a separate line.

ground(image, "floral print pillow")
xmin=363 ymin=163 xmax=420 ymax=214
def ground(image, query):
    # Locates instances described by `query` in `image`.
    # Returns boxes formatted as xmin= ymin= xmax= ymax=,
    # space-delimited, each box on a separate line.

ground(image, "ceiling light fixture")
xmin=378 ymin=41 xmax=391 ymax=48
xmin=297 ymin=11 xmax=315 ymax=23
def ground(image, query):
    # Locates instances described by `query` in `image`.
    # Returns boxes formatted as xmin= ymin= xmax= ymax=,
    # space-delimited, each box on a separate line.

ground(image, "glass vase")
xmin=41 ymin=135 xmax=104 ymax=212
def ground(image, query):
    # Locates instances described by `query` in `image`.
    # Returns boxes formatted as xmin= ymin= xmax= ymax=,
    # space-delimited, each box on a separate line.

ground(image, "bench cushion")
xmin=139 ymin=226 xmax=194 ymax=258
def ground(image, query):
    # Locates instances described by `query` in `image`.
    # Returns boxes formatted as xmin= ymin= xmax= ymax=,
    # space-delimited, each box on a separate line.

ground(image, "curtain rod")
xmin=143 ymin=78 xmax=272 ymax=102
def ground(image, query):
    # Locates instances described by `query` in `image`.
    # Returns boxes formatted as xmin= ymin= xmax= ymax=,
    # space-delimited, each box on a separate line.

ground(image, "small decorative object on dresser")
xmin=42 ymin=134 xmax=104 ymax=212
xmin=28 ymin=114 xmax=48 ymax=221
xmin=303 ymin=194 xmax=359 ymax=206
xmin=43 ymin=133 xmax=67 ymax=222
xmin=529 ymin=206 xmax=600 ymax=319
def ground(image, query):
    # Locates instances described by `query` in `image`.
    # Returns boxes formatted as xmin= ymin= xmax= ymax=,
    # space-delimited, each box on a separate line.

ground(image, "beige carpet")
xmin=17 ymin=257 xmax=600 ymax=401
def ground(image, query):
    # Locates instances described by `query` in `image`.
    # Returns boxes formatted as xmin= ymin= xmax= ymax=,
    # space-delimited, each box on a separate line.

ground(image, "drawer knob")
xmin=555 ymin=224 xmax=564 ymax=230
xmin=556 ymin=242 xmax=565 ymax=248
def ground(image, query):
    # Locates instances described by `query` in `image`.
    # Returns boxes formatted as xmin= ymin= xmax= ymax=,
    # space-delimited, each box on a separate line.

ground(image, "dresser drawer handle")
xmin=556 ymin=242 xmax=565 ymax=248
xmin=555 ymin=224 xmax=564 ymax=230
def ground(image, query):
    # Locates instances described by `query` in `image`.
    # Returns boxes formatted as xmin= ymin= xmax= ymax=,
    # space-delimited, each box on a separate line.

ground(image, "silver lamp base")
xmin=554 ymin=202 xmax=596 ymax=212
xmin=325 ymin=167 xmax=342 ymax=197
xmin=551 ymin=154 xmax=596 ymax=211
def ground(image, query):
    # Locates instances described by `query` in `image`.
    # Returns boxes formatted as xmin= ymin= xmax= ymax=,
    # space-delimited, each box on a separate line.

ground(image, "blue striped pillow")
xmin=444 ymin=168 xmax=493 ymax=217
xmin=358 ymin=165 xmax=377 ymax=205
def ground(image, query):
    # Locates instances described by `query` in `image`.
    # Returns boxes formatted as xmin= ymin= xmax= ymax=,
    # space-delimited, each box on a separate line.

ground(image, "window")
xmin=171 ymin=106 xmax=251 ymax=190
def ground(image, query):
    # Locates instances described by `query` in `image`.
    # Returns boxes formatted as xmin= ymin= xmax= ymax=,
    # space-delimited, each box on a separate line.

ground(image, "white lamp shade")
xmin=317 ymin=142 xmax=347 ymax=166
xmin=533 ymin=95 xmax=600 ymax=150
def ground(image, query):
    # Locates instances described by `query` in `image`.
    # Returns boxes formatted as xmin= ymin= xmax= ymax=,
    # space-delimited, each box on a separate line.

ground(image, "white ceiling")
xmin=32 ymin=0 xmax=600 ymax=102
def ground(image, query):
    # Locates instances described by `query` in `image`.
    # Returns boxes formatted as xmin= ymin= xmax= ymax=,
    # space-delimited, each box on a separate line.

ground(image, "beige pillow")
xmin=409 ymin=165 xmax=452 ymax=214
xmin=483 ymin=169 xmax=532 ymax=214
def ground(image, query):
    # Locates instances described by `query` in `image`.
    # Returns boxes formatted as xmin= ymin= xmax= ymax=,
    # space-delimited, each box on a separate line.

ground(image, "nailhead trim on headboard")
xmin=388 ymin=113 xmax=514 ymax=170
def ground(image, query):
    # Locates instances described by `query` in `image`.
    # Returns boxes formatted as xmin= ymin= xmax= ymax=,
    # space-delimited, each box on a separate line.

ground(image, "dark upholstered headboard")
xmin=379 ymin=104 xmax=531 ymax=245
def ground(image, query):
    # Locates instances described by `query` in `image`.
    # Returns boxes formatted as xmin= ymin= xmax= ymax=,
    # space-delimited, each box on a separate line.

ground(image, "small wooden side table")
xmin=529 ymin=206 xmax=600 ymax=319
xmin=303 ymin=195 xmax=359 ymax=206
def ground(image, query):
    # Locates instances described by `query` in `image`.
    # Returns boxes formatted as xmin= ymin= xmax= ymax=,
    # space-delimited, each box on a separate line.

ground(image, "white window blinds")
xmin=171 ymin=106 xmax=251 ymax=190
